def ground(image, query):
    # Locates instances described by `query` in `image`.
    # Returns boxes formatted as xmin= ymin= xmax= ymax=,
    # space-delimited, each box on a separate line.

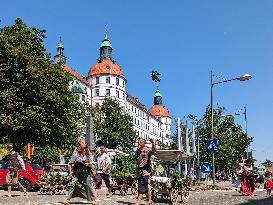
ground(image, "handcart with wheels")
xmin=150 ymin=150 xmax=193 ymax=204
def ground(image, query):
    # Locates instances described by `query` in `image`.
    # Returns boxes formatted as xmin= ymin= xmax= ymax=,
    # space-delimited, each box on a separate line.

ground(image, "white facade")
xmin=55 ymin=36 xmax=172 ymax=146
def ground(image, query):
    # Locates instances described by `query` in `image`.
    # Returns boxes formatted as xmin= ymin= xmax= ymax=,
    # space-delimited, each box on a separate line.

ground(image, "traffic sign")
xmin=206 ymin=139 xmax=219 ymax=151
xmin=200 ymin=162 xmax=213 ymax=173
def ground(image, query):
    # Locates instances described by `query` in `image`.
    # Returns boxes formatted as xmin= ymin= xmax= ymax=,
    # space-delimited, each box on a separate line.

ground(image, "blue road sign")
xmin=206 ymin=139 xmax=219 ymax=151
xmin=200 ymin=162 xmax=213 ymax=173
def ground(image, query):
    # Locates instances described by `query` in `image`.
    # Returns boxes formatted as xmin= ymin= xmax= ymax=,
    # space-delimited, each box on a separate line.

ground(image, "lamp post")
xmin=210 ymin=71 xmax=251 ymax=185
xmin=235 ymin=105 xmax=248 ymax=158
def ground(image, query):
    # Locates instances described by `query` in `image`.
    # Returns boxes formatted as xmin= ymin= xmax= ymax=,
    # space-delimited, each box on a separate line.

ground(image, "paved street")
xmin=1 ymin=188 xmax=273 ymax=205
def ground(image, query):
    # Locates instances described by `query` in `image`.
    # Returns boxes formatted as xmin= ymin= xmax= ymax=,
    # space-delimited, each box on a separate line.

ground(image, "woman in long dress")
xmin=63 ymin=138 xmax=96 ymax=205
xmin=239 ymin=159 xmax=256 ymax=196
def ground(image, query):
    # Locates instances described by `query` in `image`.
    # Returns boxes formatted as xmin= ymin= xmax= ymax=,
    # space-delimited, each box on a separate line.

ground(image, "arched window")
xmin=82 ymin=95 xmax=86 ymax=102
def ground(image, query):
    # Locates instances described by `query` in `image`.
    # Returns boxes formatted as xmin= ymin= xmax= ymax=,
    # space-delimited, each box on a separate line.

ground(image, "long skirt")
xmin=67 ymin=172 xmax=95 ymax=202
xmin=240 ymin=176 xmax=255 ymax=196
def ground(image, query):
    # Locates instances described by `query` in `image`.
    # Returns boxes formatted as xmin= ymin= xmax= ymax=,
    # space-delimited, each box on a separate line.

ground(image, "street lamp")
xmin=210 ymin=71 xmax=251 ymax=185
xmin=235 ymin=105 xmax=249 ymax=159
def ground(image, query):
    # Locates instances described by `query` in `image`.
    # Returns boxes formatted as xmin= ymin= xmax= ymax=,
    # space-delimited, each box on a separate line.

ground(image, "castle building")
xmin=54 ymin=34 xmax=172 ymax=146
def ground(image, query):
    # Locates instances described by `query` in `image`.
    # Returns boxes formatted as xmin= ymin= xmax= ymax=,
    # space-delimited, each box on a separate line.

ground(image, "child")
xmin=264 ymin=171 xmax=273 ymax=197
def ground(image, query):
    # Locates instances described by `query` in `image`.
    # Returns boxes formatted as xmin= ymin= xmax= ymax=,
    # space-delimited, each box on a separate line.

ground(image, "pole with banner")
xmin=192 ymin=125 xmax=196 ymax=176
xmin=86 ymin=113 xmax=95 ymax=150
xmin=185 ymin=126 xmax=189 ymax=176
xmin=177 ymin=117 xmax=182 ymax=174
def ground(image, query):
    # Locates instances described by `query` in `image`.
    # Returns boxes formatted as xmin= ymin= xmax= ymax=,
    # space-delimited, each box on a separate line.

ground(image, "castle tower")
xmin=86 ymin=33 xmax=126 ymax=107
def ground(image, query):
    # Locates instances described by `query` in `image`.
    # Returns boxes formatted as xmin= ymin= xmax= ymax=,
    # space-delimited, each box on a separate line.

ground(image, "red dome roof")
xmin=149 ymin=104 xmax=170 ymax=117
xmin=87 ymin=59 xmax=124 ymax=78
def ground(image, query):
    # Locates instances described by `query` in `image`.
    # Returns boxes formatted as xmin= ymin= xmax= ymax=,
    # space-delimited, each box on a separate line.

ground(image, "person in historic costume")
xmin=239 ymin=159 xmax=256 ymax=196
xmin=264 ymin=171 xmax=273 ymax=196
xmin=63 ymin=138 xmax=96 ymax=205
xmin=135 ymin=138 xmax=157 ymax=205
xmin=4 ymin=144 xmax=27 ymax=197
xmin=94 ymin=144 xmax=112 ymax=198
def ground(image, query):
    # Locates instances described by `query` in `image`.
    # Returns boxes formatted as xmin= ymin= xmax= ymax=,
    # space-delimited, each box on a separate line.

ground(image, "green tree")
xmin=0 ymin=18 xmax=85 ymax=151
xmin=170 ymin=106 xmax=252 ymax=172
xmin=193 ymin=105 xmax=252 ymax=172
xmin=92 ymin=98 xmax=137 ymax=153
xmin=262 ymin=160 xmax=273 ymax=167
xmin=114 ymin=154 xmax=136 ymax=174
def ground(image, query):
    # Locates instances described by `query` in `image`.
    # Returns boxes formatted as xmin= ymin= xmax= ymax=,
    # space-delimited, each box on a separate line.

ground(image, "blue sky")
xmin=1 ymin=0 xmax=272 ymax=163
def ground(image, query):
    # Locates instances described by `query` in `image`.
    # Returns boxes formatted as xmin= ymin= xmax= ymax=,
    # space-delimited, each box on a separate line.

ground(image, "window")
xmin=81 ymin=95 xmax=86 ymax=102
xmin=123 ymin=93 xmax=125 ymax=100
xmin=131 ymin=106 xmax=134 ymax=111
xmin=95 ymin=89 xmax=99 ymax=96
xmin=135 ymin=108 xmax=136 ymax=113
xmin=106 ymin=76 xmax=110 ymax=84
xmin=123 ymin=80 xmax=125 ymax=87
xmin=138 ymin=120 xmax=139 ymax=125
xmin=30 ymin=163 xmax=42 ymax=170
xmin=106 ymin=89 xmax=110 ymax=96
xmin=96 ymin=77 xmax=100 ymax=84
xmin=116 ymin=77 xmax=119 ymax=86
xmin=116 ymin=90 xmax=119 ymax=98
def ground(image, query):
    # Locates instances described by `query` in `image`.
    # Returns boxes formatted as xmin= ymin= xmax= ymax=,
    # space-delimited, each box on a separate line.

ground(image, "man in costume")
xmin=239 ymin=159 xmax=256 ymax=196
xmin=4 ymin=144 xmax=27 ymax=197
xmin=135 ymin=138 xmax=157 ymax=205
xmin=63 ymin=138 xmax=96 ymax=205
xmin=94 ymin=144 xmax=112 ymax=198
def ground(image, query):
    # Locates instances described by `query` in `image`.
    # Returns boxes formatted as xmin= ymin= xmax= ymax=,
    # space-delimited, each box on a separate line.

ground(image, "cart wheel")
xmin=151 ymin=188 xmax=158 ymax=202
xmin=121 ymin=184 xmax=128 ymax=195
xmin=162 ymin=193 xmax=168 ymax=200
xmin=119 ymin=184 xmax=127 ymax=195
xmin=181 ymin=189 xmax=190 ymax=203
xmin=170 ymin=189 xmax=178 ymax=204
xmin=131 ymin=182 xmax=137 ymax=195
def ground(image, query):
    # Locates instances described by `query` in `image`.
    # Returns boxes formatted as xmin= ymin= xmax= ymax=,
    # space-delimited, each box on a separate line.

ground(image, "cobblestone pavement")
xmin=1 ymin=188 xmax=273 ymax=205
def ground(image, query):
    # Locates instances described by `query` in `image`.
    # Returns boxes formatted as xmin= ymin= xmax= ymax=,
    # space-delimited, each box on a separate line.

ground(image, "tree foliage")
xmin=114 ymin=154 xmax=136 ymax=174
xmin=0 ymin=18 xmax=85 ymax=151
xmin=171 ymin=105 xmax=252 ymax=172
xmin=91 ymin=98 xmax=137 ymax=153
xmin=262 ymin=160 xmax=273 ymax=167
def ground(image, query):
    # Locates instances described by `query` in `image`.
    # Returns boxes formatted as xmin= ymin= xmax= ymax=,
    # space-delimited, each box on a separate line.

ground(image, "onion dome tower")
xmin=87 ymin=31 xmax=126 ymax=106
xmin=54 ymin=38 xmax=67 ymax=64
xmin=149 ymin=89 xmax=171 ymax=145
xmin=149 ymin=89 xmax=170 ymax=117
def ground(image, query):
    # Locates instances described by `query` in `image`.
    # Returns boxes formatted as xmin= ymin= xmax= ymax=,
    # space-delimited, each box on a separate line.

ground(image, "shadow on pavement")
xmin=238 ymin=196 xmax=273 ymax=205
xmin=116 ymin=201 xmax=133 ymax=205
xmin=59 ymin=202 xmax=90 ymax=204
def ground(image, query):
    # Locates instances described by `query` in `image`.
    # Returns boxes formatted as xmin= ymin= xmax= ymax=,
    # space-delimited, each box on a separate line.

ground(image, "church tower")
xmin=54 ymin=38 xmax=67 ymax=64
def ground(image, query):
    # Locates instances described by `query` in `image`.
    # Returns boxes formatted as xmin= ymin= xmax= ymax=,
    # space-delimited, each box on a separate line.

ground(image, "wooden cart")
xmin=39 ymin=173 xmax=71 ymax=195
xmin=111 ymin=174 xmax=137 ymax=195
xmin=150 ymin=150 xmax=193 ymax=204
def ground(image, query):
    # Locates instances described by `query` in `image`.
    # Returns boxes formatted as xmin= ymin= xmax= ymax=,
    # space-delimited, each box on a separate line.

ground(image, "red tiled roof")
xmin=87 ymin=59 xmax=124 ymax=78
xmin=127 ymin=94 xmax=148 ymax=113
xmin=64 ymin=64 xmax=89 ymax=85
xmin=149 ymin=104 xmax=170 ymax=117
xmin=126 ymin=93 xmax=161 ymax=123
